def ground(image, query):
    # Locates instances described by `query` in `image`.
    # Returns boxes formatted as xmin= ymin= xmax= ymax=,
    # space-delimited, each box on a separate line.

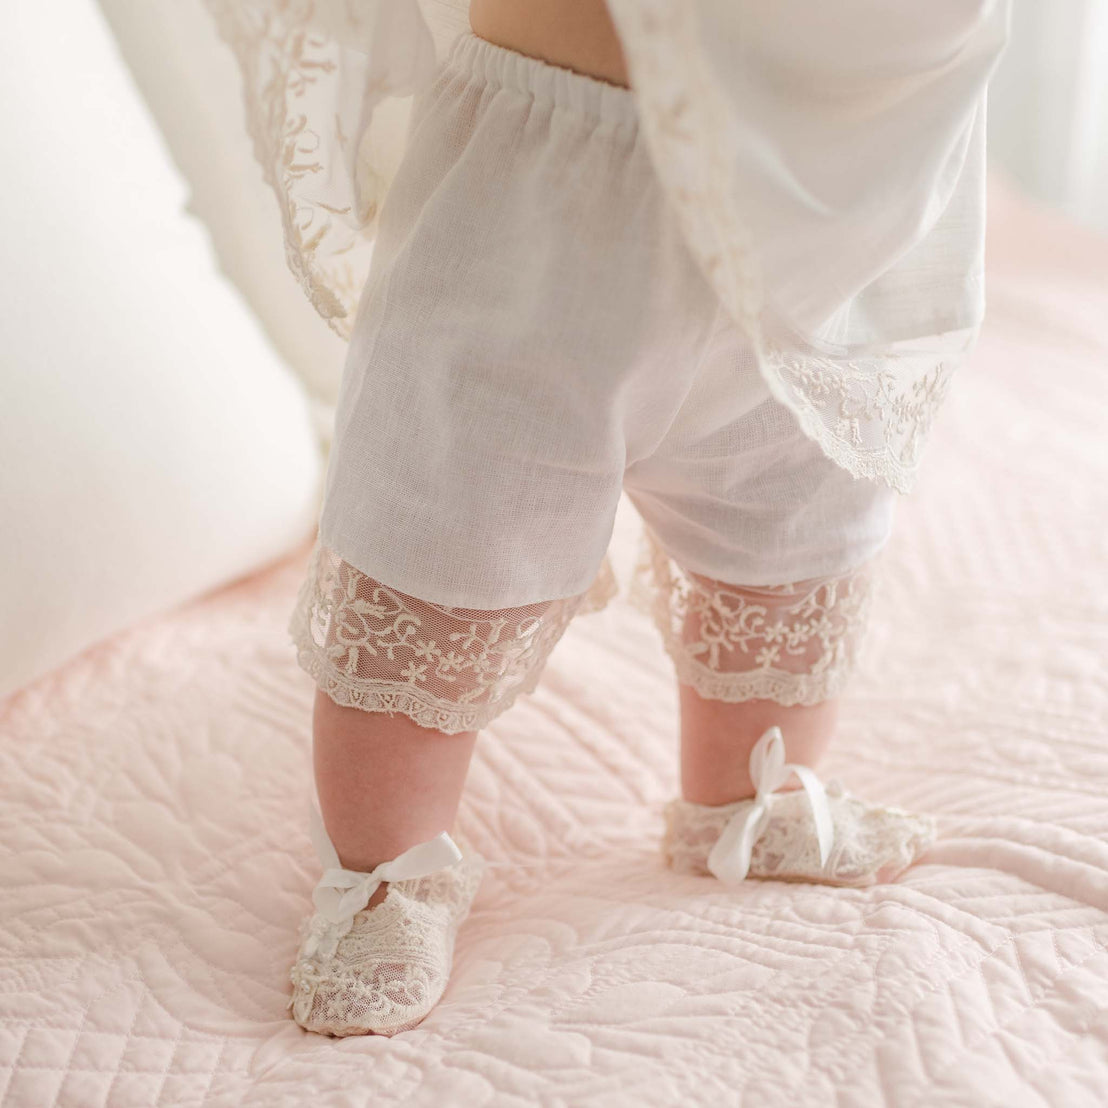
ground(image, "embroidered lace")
xmin=201 ymin=0 xmax=442 ymax=336
xmin=629 ymin=528 xmax=878 ymax=707
xmin=290 ymin=812 xmax=485 ymax=1036
xmin=289 ymin=539 xmax=618 ymax=733
xmin=661 ymin=727 xmax=937 ymax=887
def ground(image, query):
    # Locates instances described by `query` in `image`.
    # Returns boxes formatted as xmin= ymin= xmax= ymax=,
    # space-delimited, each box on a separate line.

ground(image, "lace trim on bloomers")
xmin=288 ymin=540 xmax=618 ymax=734
xmin=628 ymin=528 xmax=878 ymax=707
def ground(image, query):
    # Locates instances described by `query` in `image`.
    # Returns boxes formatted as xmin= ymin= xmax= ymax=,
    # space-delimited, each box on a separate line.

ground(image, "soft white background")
xmin=989 ymin=0 xmax=1108 ymax=234
xmin=0 ymin=0 xmax=323 ymax=698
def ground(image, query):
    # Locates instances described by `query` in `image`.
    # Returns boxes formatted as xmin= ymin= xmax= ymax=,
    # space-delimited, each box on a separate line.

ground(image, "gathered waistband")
xmin=444 ymin=30 xmax=638 ymax=132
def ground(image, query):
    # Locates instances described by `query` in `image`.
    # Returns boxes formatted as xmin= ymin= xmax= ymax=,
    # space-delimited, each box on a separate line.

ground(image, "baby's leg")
xmin=291 ymin=542 xmax=591 ymax=892
xmin=679 ymin=681 xmax=837 ymax=806
xmin=673 ymin=573 xmax=856 ymax=805
xmin=287 ymin=544 xmax=595 ymax=1034
xmin=312 ymin=690 xmax=478 ymax=906
xmin=630 ymin=533 xmax=874 ymax=803
xmin=632 ymin=535 xmax=935 ymax=884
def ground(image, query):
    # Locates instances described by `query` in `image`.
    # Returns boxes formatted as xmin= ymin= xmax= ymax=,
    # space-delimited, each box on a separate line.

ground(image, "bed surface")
xmin=2 ymin=180 xmax=1107 ymax=1107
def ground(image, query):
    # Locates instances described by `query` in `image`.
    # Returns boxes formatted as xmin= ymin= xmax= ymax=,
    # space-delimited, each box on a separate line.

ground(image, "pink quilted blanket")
xmin=3 ymin=178 xmax=1107 ymax=1107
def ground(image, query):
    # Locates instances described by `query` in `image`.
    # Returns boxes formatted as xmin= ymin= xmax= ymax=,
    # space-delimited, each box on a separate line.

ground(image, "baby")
xmin=239 ymin=0 xmax=1010 ymax=1036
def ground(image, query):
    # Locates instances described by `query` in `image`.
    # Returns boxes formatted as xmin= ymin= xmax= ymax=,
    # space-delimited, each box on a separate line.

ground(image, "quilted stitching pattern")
xmin=2 ymin=193 xmax=1108 ymax=1106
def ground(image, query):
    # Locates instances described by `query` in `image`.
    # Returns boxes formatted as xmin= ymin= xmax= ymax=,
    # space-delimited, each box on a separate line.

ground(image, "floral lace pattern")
xmin=289 ymin=539 xmax=618 ymax=733
xmin=662 ymin=788 xmax=937 ymax=888
xmin=201 ymin=0 xmax=439 ymax=337
xmin=290 ymin=851 xmax=485 ymax=1036
xmin=761 ymin=331 xmax=976 ymax=492
xmin=629 ymin=528 xmax=878 ymax=707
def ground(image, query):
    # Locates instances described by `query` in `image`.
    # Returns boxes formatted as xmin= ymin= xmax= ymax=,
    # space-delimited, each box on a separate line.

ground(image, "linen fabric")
xmin=285 ymin=33 xmax=895 ymax=733
xmin=318 ymin=31 xmax=899 ymax=612
xmin=204 ymin=0 xmax=1010 ymax=492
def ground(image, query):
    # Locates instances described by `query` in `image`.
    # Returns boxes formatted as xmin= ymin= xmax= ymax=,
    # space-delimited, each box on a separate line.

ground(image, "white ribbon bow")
xmin=303 ymin=802 xmax=463 ymax=957
xmin=706 ymin=726 xmax=835 ymax=885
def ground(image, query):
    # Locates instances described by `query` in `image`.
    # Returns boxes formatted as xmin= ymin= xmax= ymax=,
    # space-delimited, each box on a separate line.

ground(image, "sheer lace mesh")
xmin=628 ymin=528 xmax=878 ymax=707
xmin=201 ymin=0 xmax=442 ymax=337
xmin=290 ymin=850 xmax=485 ymax=1036
xmin=289 ymin=539 xmax=618 ymax=733
xmin=662 ymin=787 xmax=937 ymax=887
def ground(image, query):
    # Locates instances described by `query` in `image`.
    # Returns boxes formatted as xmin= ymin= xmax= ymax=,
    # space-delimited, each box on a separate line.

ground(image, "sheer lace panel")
xmin=629 ymin=528 xmax=878 ymax=707
xmin=202 ymin=0 xmax=442 ymax=336
xmin=289 ymin=540 xmax=617 ymax=733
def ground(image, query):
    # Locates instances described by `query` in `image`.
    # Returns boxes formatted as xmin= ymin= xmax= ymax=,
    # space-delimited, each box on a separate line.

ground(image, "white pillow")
xmin=0 ymin=0 xmax=323 ymax=699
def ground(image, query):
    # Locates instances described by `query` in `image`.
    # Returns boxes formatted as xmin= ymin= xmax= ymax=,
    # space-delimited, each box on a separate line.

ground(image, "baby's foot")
xmin=662 ymin=727 xmax=937 ymax=887
xmin=289 ymin=807 xmax=485 ymax=1036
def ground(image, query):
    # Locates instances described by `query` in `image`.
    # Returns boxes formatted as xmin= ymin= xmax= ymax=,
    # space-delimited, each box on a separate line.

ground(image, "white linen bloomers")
xmin=201 ymin=0 xmax=1010 ymax=734
xmin=318 ymin=32 xmax=898 ymax=611
xmin=283 ymin=33 xmax=899 ymax=732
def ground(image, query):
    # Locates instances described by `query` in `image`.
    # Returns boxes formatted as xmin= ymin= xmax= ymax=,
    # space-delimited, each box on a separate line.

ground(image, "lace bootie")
xmin=289 ymin=805 xmax=485 ymax=1036
xmin=662 ymin=726 xmax=937 ymax=887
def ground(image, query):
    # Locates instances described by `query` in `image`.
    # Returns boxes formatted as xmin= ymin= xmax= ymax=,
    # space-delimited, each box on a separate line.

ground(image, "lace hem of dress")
xmin=628 ymin=527 xmax=878 ymax=707
xmin=603 ymin=0 xmax=980 ymax=494
xmin=289 ymin=539 xmax=618 ymax=733
xmin=758 ymin=330 xmax=976 ymax=494
xmin=202 ymin=0 xmax=441 ymax=338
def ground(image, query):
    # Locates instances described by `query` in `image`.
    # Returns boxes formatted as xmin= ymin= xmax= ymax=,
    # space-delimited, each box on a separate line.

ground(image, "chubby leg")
xmin=295 ymin=543 xmax=592 ymax=891
xmin=679 ymin=687 xmax=837 ymax=805
xmin=673 ymin=567 xmax=851 ymax=803
xmin=287 ymin=543 xmax=596 ymax=1034
xmin=313 ymin=690 xmax=478 ymax=906
xmin=628 ymin=538 xmax=876 ymax=799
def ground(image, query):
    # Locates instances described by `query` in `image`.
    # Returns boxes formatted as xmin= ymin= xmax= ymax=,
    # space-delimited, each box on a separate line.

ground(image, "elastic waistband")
xmin=444 ymin=31 xmax=637 ymax=132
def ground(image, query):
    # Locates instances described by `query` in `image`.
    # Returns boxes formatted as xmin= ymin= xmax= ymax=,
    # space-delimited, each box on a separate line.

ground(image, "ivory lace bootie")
xmin=289 ymin=805 xmax=485 ymax=1036
xmin=662 ymin=727 xmax=937 ymax=887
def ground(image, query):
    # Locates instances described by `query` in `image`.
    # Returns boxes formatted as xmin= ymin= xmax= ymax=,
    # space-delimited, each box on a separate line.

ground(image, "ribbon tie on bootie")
xmin=706 ymin=726 xmax=835 ymax=885
xmin=302 ymin=802 xmax=463 ymax=959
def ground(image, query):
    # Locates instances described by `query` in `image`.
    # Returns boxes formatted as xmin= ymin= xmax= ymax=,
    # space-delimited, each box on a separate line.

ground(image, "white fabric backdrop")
xmin=0 ymin=0 xmax=323 ymax=699
xmin=988 ymin=0 xmax=1108 ymax=232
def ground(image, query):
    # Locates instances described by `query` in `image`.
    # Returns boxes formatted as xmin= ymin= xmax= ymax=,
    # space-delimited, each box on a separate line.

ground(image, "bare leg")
xmin=668 ymin=571 xmax=848 ymax=805
xmin=312 ymin=689 xmax=478 ymax=905
xmin=679 ymin=687 xmax=838 ymax=805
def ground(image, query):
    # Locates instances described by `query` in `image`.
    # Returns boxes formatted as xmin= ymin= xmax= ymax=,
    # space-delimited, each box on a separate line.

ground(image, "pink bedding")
xmin=3 ymin=178 xmax=1107 ymax=1107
